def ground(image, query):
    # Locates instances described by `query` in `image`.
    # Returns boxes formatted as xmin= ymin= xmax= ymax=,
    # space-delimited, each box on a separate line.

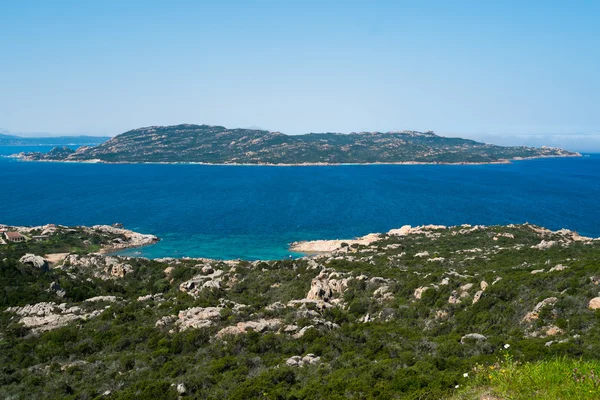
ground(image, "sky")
xmin=1 ymin=1 xmax=599 ymax=151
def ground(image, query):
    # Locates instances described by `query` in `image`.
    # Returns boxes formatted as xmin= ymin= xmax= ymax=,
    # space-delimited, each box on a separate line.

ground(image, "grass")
xmin=454 ymin=354 xmax=600 ymax=400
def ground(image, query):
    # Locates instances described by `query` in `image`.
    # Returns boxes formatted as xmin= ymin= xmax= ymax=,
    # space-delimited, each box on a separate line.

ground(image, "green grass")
xmin=454 ymin=356 xmax=600 ymax=399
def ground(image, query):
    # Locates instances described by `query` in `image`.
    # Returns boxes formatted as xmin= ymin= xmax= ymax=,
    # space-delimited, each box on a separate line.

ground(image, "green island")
xmin=15 ymin=124 xmax=579 ymax=164
xmin=2 ymin=222 xmax=600 ymax=399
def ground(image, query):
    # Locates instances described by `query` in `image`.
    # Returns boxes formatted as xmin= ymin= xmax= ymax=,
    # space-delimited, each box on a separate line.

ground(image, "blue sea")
xmin=1 ymin=145 xmax=598 ymax=260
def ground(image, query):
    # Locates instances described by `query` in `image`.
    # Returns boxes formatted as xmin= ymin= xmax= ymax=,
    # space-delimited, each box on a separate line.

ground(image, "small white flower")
xmin=463 ymin=373 xmax=469 ymax=378
xmin=455 ymin=385 xmax=460 ymax=389
xmin=504 ymin=344 xmax=510 ymax=349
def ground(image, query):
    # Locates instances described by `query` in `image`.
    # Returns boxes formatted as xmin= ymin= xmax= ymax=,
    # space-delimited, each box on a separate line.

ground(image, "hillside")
xmin=2 ymin=222 xmax=600 ymax=398
xmin=0 ymin=133 xmax=110 ymax=146
xmin=16 ymin=124 xmax=579 ymax=164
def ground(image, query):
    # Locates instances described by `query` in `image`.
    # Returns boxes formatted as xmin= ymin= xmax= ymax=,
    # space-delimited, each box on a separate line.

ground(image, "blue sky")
xmin=1 ymin=1 xmax=599 ymax=150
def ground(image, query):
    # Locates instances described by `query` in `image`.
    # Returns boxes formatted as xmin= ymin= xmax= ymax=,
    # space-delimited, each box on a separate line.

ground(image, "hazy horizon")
xmin=1 ymin=1 xmax=598 ymax=151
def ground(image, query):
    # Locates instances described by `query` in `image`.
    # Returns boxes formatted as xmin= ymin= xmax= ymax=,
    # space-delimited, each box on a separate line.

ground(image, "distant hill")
xmin=0 ymin=133 xmax=110 ymax=146
xmin=16 ymin=124 xmax=580 ymax=164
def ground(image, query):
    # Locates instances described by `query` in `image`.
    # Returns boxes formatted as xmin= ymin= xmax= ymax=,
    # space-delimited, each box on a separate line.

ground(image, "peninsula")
xmin=14 ymin=124 xmax=579 ymax=164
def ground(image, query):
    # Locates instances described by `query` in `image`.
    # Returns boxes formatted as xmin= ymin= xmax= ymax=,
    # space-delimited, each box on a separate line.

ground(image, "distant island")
xmin=13 ymin=124 xmax=580 ymax=164
xmin=0 ymin=133 xmax=110 ymax=146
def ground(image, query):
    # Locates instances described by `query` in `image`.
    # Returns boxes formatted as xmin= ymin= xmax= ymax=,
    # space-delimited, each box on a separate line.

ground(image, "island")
xmin=14 ymin=124 xmax=579 ymax=164
xmin=2 ymin=221 xmax=599 ymax=399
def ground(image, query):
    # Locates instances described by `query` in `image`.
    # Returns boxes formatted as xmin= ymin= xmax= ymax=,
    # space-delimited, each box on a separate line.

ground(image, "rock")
xmin=545 ymin=325 xmax=564 ymax=336
xmin=286 ymin=356 xmax=302 ymax=367
xmin=202 ymin=280 xmax=221 ymax=290
xmin=175 ymin=307 xmax=224 ymax=330
xmin=531 ymin=269 xmax=545 ymax=274
xmin=64 ymin=254 xmax=133 ymax=280
xmin=201 ymin=265 xmax=214 ymax=274
xmin=448 ymin=290 xmax=461 ymax=304
xmin=523 ymin=297 xmax=558 ymax=322
xmin=216 ymin=319 xmax=282 ymax=338
xmin=388 ymin=225 xmax=412 ymax=236
xmin=48 ymin=281 xmax=66 ymax=298
xmin=286 ymin=354 xmax=321 ymax=367
xmin=461 ymin=333 xmax=487 ymax=344
xmin=440 ymin=277 xmax=450 ymax=285
xmin=179 ymin=270 xmax=225 ymax=298
xmin=460 ymin=283 xmax=474 ymax=292
xmin=293 ymin=325 xmax=315 ymax=338
xmin=85 ymin=296 xmax=118 ymax=303
xmin=549 ymin=264 xmax=568 ymax=272
xmin=5 ymin=302 xmax=102 ymax=333
xmin=588 ymin=297 xmax=600 ymax=310
xmin=90 ymin=225 xmax=158 ymax=250
xmin=137 ymin=293 xmax=164 ymax=302
xmin=414 ymin=286 xmax=430 ymax=300
xmin=415 ymin=251 xmax=429 ymax=258
xmin=472 ymin=290 xmax=484 ymax=304
xmin=373 ymin=285 xmax=393 ymax=301
xmin=19 ymin=254 xmax=49 ymax=271
xmin=531 ymin=240 xmax=556 ymax=250
xmin=306 ymin=272 xmax=348 ymax=302
xmin=480 ymin=281 xmax=488 ymax=291
xmin=176 ymin=383 xmax=187 ymax=395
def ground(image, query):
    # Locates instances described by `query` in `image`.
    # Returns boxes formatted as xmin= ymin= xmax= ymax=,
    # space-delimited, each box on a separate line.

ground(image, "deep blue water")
xmin=1 ymin=146 xmax=598 ymax=260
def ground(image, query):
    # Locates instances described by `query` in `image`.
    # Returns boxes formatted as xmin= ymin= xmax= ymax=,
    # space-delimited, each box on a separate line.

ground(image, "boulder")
xmin=414 ymin=286 xmax=430 ymax=300
xmin=460 ymin=333 xmax=487 ymax=344
xmin=588 ymin=297 xmax=600 ymax=310
xmin=19 ymin=254 xmax=49 ymax=271
xmin=523 ymin=297 xmax=558 ymax=322
xmin=306 ymin=272 xmax=348 ymax=302
xmin=285 ymin=354 xmax=321 ymax=367
xmin=448 ymin=290 xmax=461 ymax=304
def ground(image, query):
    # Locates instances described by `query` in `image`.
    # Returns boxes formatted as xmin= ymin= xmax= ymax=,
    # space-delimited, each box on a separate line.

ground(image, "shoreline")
xmin=5 ymin=152 xmax=582 ymax=166
xmin=289 ymin=223 xmax=599 ymax=255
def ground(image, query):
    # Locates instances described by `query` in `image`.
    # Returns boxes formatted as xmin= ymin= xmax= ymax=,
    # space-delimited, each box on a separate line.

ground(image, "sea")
xmin=1 ymin=145 xmax=598 ymax=260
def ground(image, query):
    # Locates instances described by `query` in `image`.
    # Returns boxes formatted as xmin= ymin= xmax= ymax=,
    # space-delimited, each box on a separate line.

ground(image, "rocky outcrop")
xmin=460 ymin=333 xmax=487 ymax=343
xmin=285 ymin=354 xmax=321 ymax=367
xmin=179 ymin=269 xmax=225 ymax=298
xmin=216 ymin=319 xmax=282 ymax=338
xmin=523 ymin=297 xmax=558 ymax=322
xmin=175 ymin=307 xmax=224 ymax=330
xmin=62 ymin=254 xmax=133 ymax=279
xmin=289 ymin=233 xmax=381 ymax=253
xmin=306 ymin=271 xmax=349 ymax=303
xmin=5 ymin=302 xmax=103 ymax=333
xmin=588 ymin=297 xmax=600 ymax=310
xmin=19 ymin=254 xmax=49 ymax=271
xmin=89 ymin=225 xmax=159 ymax=251
xmin=414 ymin=286 xmax=431 ymax=300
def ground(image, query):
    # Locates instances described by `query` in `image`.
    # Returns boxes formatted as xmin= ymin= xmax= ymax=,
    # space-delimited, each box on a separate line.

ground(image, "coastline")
xmin=289 ymin=223 xmax=598 ymax=255
xmin=5 ymin=152 xmax=582 ymax=166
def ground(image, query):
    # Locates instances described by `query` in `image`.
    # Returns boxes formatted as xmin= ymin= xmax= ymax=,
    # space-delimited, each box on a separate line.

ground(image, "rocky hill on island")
xmin=15 ymin=124 xmax=579 ymax=164
xmin=2 ymin=222 xmax=600 ymax=398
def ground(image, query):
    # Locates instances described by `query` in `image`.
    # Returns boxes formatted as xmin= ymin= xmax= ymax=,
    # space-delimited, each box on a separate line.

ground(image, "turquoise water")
xmin=1 ymin=146 xmax=599 ymax=260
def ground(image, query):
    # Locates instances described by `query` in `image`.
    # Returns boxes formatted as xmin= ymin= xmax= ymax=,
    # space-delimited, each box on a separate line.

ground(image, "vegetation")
xmin=1 ymin=223 xmax=599 ymax=398
xmin=18 ymin=124 xmax=579 ymax=164
xmin=454 ymin=356 xmax=600 ymax=399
